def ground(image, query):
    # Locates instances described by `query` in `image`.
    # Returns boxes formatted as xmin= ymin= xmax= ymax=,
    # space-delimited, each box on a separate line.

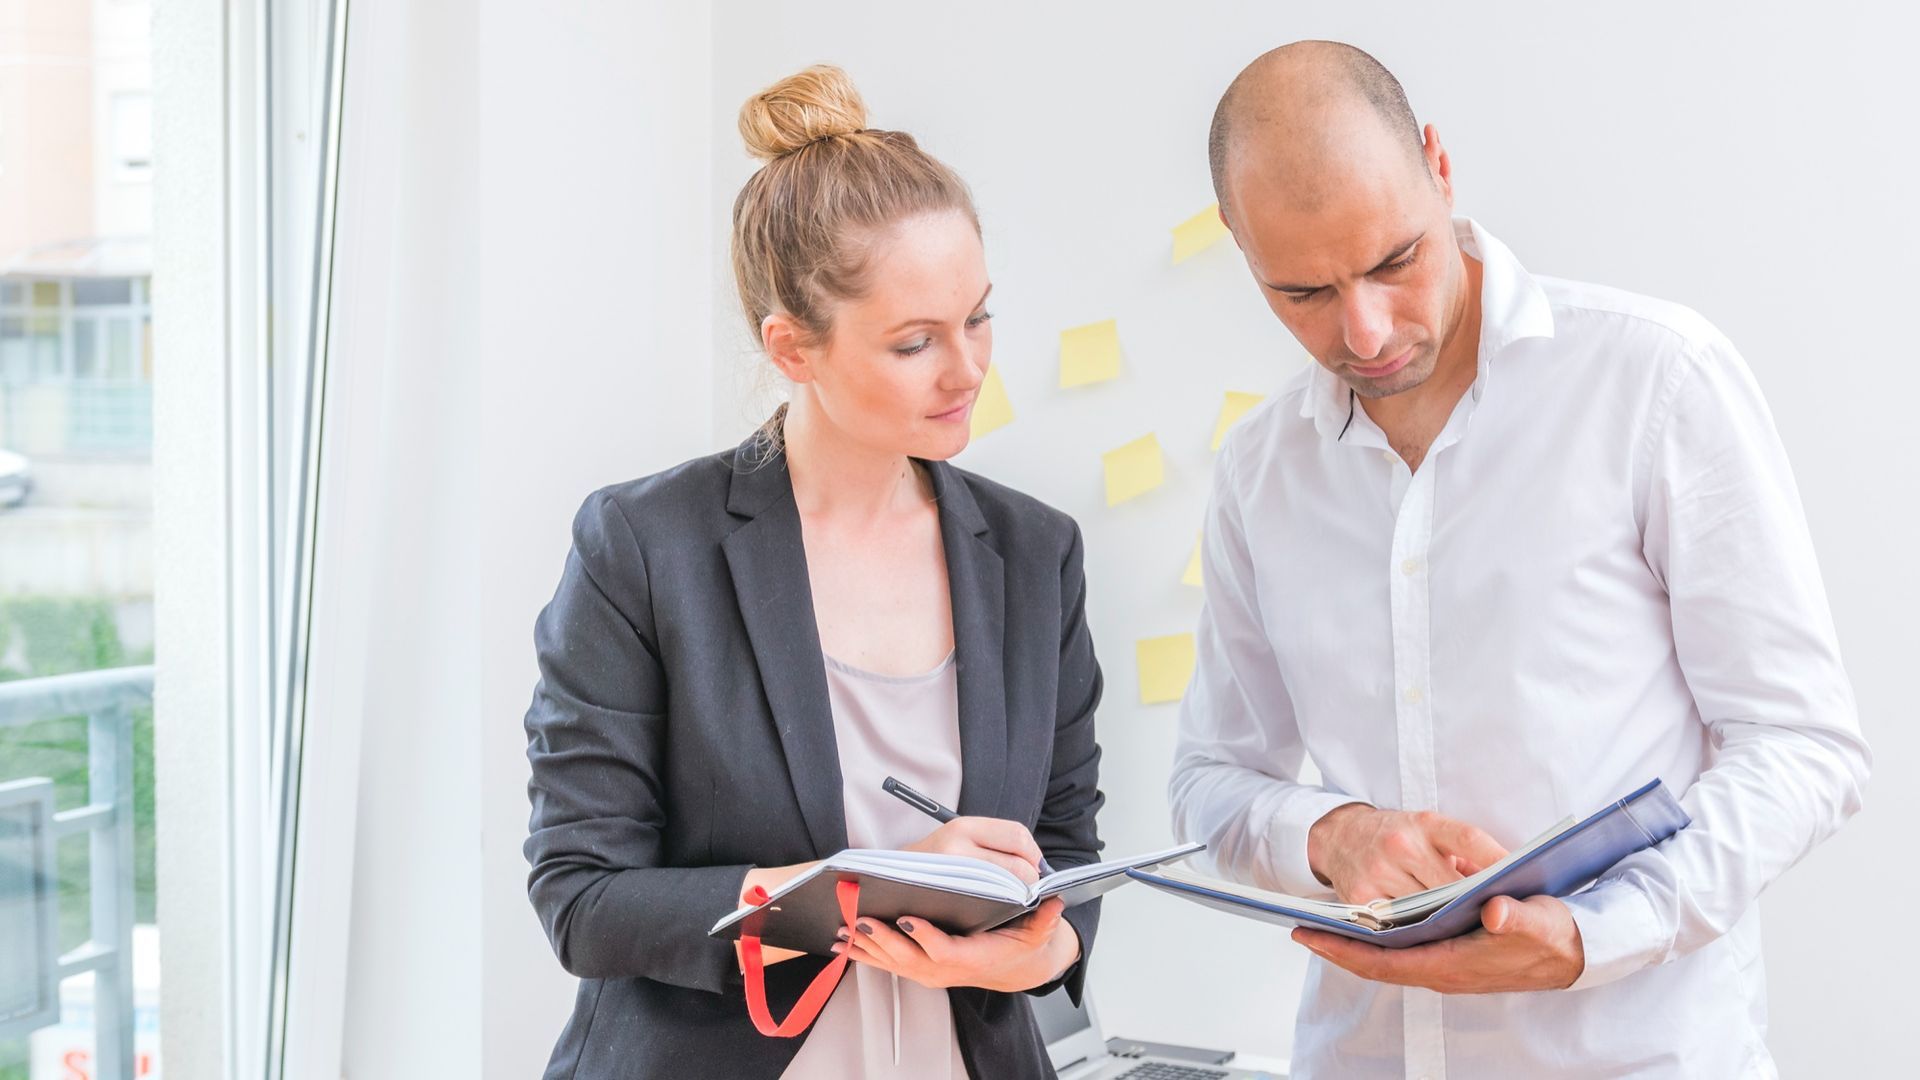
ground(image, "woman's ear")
xmin=762 ymin=313 xmax=817 ymax=384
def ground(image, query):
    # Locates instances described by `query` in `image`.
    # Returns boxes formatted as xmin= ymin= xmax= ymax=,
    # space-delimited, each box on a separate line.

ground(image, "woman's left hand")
xmin=836 ymin=896 xmax=1080 ymax=992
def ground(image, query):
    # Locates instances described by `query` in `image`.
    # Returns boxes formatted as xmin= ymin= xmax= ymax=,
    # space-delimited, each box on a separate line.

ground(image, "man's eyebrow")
xmin=884 ymin=283 xmax=994 ymax=334
xmin=1263 ymin=235 xmax=1423 ymax=293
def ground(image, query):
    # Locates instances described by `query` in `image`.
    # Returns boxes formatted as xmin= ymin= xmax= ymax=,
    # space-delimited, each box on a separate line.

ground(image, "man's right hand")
xmin=1306 ymin=803 xmax=1509 ymax=905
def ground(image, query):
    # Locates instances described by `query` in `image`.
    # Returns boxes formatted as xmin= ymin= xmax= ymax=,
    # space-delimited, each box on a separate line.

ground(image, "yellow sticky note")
xmin=1172 ymin=204 xmax=1230 ymax=264
xmin=970 ymin=364 xmax=1015 ymax=439
xmin=1059 ymin=319 xmax=1122 ymax=388
xmin=1102 ymin=433 xmax=1165 ymax=506
xmin=1210 ymin=391 xmax=1266 ymax=451
xmin=1182 ymin=533 xmax=1203 ymax=588
xmin=1137 ymin=633 xmax=1197 ymax=705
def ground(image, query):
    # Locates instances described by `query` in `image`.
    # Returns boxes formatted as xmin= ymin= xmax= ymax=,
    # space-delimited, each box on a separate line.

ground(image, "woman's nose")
xmin=948 ymin=335 xmax=986 ymax=390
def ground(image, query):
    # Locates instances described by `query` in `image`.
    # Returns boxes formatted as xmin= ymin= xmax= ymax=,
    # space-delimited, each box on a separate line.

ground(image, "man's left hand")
xmin=1292 ymin=894 xmax=1585 ymax=994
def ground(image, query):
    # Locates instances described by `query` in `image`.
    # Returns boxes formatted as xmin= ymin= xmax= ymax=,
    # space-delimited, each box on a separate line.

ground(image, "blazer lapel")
xmin=927 ymin=461 xmax=1010 ymax=819
xmin=721 ymin=441 xmax=847 ymax=856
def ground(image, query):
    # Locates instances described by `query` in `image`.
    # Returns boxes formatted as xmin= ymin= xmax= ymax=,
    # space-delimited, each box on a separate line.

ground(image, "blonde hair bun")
xmin=739 ymin=64 xmax=870 ymax=162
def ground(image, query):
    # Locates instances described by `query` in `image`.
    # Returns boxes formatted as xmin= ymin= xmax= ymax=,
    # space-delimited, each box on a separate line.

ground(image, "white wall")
xmin=335 ymin=0 xmax=483 ymax=1075
xmin=474 ymin=5 xmax=715 ymax=1080
xmin=324 ymin=3 xmax=1917 ymax=1077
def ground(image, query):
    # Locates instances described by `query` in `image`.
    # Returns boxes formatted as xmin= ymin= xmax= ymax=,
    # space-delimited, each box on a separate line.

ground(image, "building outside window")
xmin=1 ymin=3 xmax=159 ymax=1079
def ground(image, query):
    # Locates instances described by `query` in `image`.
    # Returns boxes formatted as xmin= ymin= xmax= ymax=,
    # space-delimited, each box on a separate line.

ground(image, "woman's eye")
xmin=1284 ymin=289 xmax=1321 ymax=306
xmin=894 ymin=337 xmax=933 ymax=357
xmin=966 ymin=310 xmax=994 ymax=329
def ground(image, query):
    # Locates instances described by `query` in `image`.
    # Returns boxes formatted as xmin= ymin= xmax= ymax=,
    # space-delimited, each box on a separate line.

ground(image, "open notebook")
xmin=1128 ymin=779 xmax=1689 ymax=948
xmin=710 ymin=842 xmax=1205 ymax=956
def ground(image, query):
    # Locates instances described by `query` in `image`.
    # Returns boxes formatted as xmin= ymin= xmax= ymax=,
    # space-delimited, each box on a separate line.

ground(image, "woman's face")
xmin=796 ymin=209 xmax=993 ymax=462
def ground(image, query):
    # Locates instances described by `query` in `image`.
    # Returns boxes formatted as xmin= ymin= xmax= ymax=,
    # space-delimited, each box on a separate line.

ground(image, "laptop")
xmin=1032 ymin=985 xmax=1284 ymax=1080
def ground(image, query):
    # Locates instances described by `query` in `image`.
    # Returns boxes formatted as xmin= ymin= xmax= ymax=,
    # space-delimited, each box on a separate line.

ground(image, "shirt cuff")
xmin=1562 ymin=879 xmax=1667 ymax=991
xmin=1265 ymin=789 xmax=1371 ymax=898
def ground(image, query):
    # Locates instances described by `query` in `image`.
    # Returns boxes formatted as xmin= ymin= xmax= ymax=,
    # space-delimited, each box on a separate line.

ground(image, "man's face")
xmin=1225 ymin=130 xmax=1461 ymax=399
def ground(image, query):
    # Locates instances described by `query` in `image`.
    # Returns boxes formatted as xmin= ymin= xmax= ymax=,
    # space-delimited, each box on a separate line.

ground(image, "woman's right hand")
xmin=736 ymin=862 xmax=818 ymax=969
xmin=902 ymin=817 xmax=1045 ymax=885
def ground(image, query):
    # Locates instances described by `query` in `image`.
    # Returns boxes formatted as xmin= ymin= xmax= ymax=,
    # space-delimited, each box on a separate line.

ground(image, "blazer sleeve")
xmin=523 ymin=488 xmax=751 ymax=994
xmin=1026 ymin=519 xmax=1106 ymax=1004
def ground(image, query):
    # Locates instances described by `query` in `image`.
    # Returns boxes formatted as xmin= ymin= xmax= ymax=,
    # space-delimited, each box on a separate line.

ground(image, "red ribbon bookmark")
xmin=739 ymin=879 xmax=861 ymax=1037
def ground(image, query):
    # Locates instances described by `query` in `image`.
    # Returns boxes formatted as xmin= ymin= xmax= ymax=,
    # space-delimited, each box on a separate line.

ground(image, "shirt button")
xmin=1380 ymin=449 xmax=1398 ymax=464
xmin=1401 ymin=557 xmax=1423 ymax=576
xmin=1403 ymin=686 xmax=1424 ymax=705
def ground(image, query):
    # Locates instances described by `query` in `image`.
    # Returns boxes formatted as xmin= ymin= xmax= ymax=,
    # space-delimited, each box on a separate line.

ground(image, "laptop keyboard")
xmin=1112 ymin=1064 xmax=1232 ymax=1079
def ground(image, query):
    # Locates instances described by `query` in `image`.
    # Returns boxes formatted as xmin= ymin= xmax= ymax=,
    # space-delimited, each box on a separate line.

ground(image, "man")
xmin=1168 ymin=40 xmax=1869 ymax=1078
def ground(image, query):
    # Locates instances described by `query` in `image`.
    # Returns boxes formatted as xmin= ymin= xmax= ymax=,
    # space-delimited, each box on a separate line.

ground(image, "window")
xmin=109 ymin=95 xmax=152 ymax=184
xmin=5 ymin=1 xmax=352 ymax=1075
xmin=0 ymin=5 xmax=160 ymax=1079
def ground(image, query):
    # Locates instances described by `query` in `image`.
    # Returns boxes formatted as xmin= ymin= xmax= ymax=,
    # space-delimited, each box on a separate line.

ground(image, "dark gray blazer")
xmin=524 ymin=431 xmax=1106 ymax=1079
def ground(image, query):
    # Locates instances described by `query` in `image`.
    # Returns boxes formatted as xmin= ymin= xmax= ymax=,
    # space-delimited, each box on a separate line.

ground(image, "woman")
xmin=523 ymin=65 xmax=1105 ymax=1079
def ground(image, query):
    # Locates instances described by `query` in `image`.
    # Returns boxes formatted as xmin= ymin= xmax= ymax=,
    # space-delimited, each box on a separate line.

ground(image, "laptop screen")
xmin=1033 ymin=985 xmax=1092 ymax=1043
xmin=1033 ymin=986 xmax=1109 ymax=1070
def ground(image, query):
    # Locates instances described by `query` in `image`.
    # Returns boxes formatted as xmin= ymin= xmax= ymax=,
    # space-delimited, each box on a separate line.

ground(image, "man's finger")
xmin=1429 ymin=816 xmax=1509 ymax=871
xmin=1294 ymin=927 xmax=1458 ymax=989
xmin=1407 ymin=845 xmax=1467 ymax=892
xmin=1293 ymin=929 xmax=1390 ymax=983
xmin=1482 ymin=896 xmax=1518 ymax=934
xmin=1481 ymin=894 xmax=1555 ymax=937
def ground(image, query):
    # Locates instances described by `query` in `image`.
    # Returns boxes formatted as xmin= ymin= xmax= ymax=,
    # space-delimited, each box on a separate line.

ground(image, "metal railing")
xmin=0 ymin=665 xmax=152 ymax=1080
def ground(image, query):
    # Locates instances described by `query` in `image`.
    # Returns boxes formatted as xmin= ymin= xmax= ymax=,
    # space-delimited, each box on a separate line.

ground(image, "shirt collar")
xmin=1300 ymin=216 xmax=1556 ymax=436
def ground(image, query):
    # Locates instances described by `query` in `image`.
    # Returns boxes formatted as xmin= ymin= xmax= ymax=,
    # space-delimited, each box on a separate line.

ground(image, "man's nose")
xmin=1341 ymin=286 xmax=1392 ymax=361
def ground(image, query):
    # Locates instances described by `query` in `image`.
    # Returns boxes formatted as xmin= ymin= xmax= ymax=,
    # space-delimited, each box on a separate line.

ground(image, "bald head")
xmin=1209 ymin=41 xmax=1427 ymax=219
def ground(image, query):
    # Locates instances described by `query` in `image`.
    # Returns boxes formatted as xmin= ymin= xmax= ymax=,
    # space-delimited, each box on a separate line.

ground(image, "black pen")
xmin=882 ymin=775 xmax=1054 ymax=876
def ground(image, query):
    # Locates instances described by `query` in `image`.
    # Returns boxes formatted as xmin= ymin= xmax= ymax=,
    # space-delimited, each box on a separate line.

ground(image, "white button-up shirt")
xmin=1169 ymin=217 xmax=1870 ymax=1079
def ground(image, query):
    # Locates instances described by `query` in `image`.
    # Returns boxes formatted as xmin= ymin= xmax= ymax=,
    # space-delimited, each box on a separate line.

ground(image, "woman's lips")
xmin=931 ymin=400 xmax=973 ymax=422
xmin=1349 ymin=349 xmax=1412 ymax=379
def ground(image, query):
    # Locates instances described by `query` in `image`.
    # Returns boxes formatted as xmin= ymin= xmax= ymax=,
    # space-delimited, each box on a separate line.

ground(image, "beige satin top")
xmin=779 ymin=650 xmax=970 ymax=1080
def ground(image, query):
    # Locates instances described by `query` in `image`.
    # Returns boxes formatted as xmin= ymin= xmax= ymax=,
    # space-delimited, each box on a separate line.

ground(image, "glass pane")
xmin=0 ymin=320 xmax=22 ymax=383
xmin=110 ymin=94 xmax=153 ymax=180
xmin=73 ymin=320 xmax=99 ymax=379
xmin=105 ymin=322 xmax=133 ymax=381
xmin=0 ymin=5 xmax=160 ymax=1077
xmin=71 ymin=280 xmax=132 ymax=307
xmin=28 ymin=326 xmax=60 ymax=381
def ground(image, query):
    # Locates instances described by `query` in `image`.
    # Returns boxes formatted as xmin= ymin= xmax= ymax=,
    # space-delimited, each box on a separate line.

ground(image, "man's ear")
xmin=1423 ymin=123 xmax=1454 ymax=209
xmin=1218 ymin=203 xmax=1243 ymax=251
xmin=762 ymin=313 xmax=816 ymax=384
